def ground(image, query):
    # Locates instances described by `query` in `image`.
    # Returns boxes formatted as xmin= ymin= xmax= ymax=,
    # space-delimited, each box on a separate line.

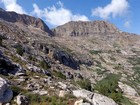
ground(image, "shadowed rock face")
xmin=53 ymin=50 xmax=80 ymax=70
xmin=0 ymin=51 xmax=17 ymax=75
xmin=52 ymin=21 xmax=120 ymax=37
xmin=0 ymin=8 xmax=52 ymax=34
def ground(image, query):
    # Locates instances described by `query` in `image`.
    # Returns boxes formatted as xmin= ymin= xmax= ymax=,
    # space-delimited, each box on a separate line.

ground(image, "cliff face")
xmin=52 ymin=21 xmax=120 ymax=37
xmin=0 ymin=8 xmax=51 ymax=33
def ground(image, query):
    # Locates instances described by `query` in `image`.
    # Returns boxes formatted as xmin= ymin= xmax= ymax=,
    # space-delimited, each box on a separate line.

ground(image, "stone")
xmin=16 ymin=94 xmax=28 ymax=105
xmin=58 ymin=82 xmax=67 ymax=90
xmin=74 ymin=99 xmax=91 ymax=105
xmin=73 ymin=89 xmax=117 ymax=105
xmin=33 ymin=90 xmax=48 ymax=95
xmin=0 ymin=77 xmax=13 ymax=104
xmin=59 ymin=90 xmax=67 ymax=97
xmin=118 ymin=82 xmax=139 ymax=97
xmin=65 ymin=72 xmax=73 ymax=79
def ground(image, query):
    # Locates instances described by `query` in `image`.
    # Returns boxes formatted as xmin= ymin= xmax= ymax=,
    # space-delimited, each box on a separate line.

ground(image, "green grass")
xmin=39 ymin=60 xmax=51 ymax=70
xmin=53 ymin=70 xmax=66 ymax=80
xmin=90 ymin=50 xmax=102 ymax=55
xmin=94 ymin=73 xmax=137 ymax=105
xmin=16 ymin=44 xmax=24 ymax=56
xmin=76 ymin=78 xmax=92 ymax=91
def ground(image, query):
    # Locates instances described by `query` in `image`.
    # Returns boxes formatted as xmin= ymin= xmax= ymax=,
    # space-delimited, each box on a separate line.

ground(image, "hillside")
xmin=0 ymin=8 xmax=140 ymax=105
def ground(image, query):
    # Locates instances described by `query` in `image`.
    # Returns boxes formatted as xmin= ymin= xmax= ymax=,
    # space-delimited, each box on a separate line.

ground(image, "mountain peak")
xmin=0 ymin=8 xmax=51 ymax=33
xmin=53 ymin=20 xmax=120 ymax=37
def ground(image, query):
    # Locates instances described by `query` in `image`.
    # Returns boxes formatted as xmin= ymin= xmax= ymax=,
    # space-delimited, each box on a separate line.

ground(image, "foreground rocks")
xmin=118 ymin=82 xmax=140 ymax=105
xmin=73 ymin=89 xmax=117 ymax=105
xmin=16 ymin=94 xmax=28 ymax=105
xmin=0 ymin=77 xmax=13 ymax=104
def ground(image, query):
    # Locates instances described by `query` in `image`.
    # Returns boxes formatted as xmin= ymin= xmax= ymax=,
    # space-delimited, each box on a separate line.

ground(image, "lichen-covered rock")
xmin=0 ymin=77 xmax=13 ymax=104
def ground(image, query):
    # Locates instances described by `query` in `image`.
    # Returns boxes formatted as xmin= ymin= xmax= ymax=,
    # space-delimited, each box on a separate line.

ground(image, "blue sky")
xmin=0 ymin=0 xmax=140 ymax=35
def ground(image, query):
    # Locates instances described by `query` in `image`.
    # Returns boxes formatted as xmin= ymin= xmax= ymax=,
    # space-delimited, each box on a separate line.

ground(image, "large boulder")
xmin=0 ymin=77 xmax=13 ymax=104
xmin=73 ymin=89 xmax=117 ymax=105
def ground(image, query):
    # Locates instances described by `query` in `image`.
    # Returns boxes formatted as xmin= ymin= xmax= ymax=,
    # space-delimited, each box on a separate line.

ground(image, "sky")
xmin=0 ymin=0 xmax=139 ymax=35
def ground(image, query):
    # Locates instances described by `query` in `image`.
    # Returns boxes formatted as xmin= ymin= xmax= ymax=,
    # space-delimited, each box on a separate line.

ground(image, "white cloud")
xmin=0 ymin=0 xmax=26 ymax=14
xmin=32 ymin=1 xmax=89 ymax=26
xmin=124 ymin=21 xmax=130 ymax=28
xmin=92 ymin=0 xmax=129 ymax=19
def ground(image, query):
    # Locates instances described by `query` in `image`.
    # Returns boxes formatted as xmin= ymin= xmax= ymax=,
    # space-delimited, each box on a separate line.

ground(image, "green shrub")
xmin=16 ymin=45 xmax=24 ymax=56
xmin=94 ymin=74 xmax=122 ymax=103
xmin=77 ymin=78 xmax=92 ymax=91
xmin=10 ymin=86 xmax=27 ymax=96
xmin=39 ymin=60 xmax=51 ymax=70
xmin=53 ymin=71 xmax=66 ymax=80
xmin=46 ymin=96 xmax=67 ymax=105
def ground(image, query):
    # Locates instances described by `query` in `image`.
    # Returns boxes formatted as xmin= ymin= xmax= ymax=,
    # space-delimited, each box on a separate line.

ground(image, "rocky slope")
xmin=52 ymin=20 xmax=120 ymax=36
xmin=0 ymin=8 xmax=140 ymax=105
xmin=0 ymin=8 xmax=52 ymax=34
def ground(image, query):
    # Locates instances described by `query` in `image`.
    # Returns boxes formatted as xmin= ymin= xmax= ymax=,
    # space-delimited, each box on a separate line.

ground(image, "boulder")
xmin=0 ymin=77 xmax=13 ymax=104
xmin=73 ymin=89 xmax=117 ymax=105
xmin=58 ymin=82 xmax=67 ymax=90
xmin=59 ymin=90 xmax=67 ymax=97
xmin=118 ymin=82 xmax=139 ymax=97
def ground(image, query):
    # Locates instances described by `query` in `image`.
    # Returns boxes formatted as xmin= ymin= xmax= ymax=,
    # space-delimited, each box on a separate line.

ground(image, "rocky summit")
xmin=0 ymin=8 xmax=140 ymax=105
xmin=52 ymin=20 xmax=120 ymax=36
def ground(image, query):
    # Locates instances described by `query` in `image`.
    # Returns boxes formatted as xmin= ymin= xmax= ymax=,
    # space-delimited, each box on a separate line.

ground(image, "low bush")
xmin=94 ymin=74 xmax=122 ymax=102
xmin=39 ymin=60 xmax=51 ymax=70
xmin=77 ymin=78 xmax=92 ymax=91
xmin=53 ymin=71 xmax=66 ymax=80
xmin=16 ymin=45 xmax=24 ymax=56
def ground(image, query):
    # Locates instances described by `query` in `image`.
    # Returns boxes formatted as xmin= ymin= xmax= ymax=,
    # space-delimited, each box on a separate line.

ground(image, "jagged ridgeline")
xmin=0 ymin=7 xmax=140 ymax=105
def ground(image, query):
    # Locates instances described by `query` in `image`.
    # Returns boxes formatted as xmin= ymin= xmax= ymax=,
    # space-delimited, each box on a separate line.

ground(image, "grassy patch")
xmin=90 ymin=50 xmax=102 ymax=55
xmin=76 ymin=78 xmax=92 ymax=91
xmin=94 ymin=73 xmax=137 ymax=105
xmin=39 ymin=60 xmax=51 ymax=70
xmin=53 ymin=70 xmax=66 ymax=80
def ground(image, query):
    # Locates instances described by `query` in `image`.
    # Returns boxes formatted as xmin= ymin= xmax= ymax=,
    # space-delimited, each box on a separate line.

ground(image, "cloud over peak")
xmin=32 ymin=1 xmax=89 ymax=26
xmin=92 ymin=0 xmax=129 ymax=19
xmin=0 ymin=0 xmax=26 ymax=14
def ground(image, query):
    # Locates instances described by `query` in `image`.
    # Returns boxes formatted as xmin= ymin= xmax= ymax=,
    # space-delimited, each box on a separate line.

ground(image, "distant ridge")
xmin=52 ymin=21 xmax=120 ymax=37
xmin=0 ymin=8 xmax=51 ymax=33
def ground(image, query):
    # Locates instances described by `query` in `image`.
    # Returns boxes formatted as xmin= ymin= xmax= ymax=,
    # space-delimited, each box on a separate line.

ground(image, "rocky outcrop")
xmin=52 ymin=21 xmax=120 ymax=37
xmin=0 ymin=51 xmax=17 ymax=75
xmin=53 ymin=50 xmax=79 ymax=70
xmin=0 ymin=77 xmax=13 ymax=104
xmin=0 ymin=8 xmax=52 ymax=34
xmin=73 ymin=89 xmax=117 ymax=105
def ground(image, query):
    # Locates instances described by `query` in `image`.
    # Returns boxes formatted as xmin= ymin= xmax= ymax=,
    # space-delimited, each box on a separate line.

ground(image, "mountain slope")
xmin=0 ymin=8 xmax=140 ymax=105
xmin=0 ymin=8 xmax=52 ymax=34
